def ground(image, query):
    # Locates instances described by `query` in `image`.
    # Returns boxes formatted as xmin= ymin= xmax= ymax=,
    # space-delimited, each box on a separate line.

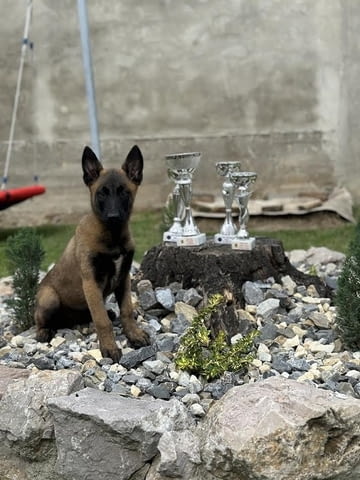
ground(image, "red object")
xmin=0 ymin=185 xmax=46 ymax=210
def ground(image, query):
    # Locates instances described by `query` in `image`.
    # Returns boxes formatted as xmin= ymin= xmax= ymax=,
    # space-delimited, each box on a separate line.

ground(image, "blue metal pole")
xmin=77 ymin=0 xmax=101 ymax=158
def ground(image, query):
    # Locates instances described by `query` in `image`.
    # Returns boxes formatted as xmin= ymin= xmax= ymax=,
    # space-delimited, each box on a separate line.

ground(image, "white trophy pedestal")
xmin=163 ymin=231 xmax=181 ymax=243
xmin=232 ymin=237 xmax=256 ymax=251
xmin=177 ymin=233 xmax=206 ymax=247
xmin=214 ymin=234 xmax=236 ymax=245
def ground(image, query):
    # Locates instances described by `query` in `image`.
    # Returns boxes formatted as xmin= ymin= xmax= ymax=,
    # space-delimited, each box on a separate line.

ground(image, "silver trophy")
xmin=214 ymin=161 xmax=242 ymax=244
xmin=163 ymin=152 xmax=206 ymax=246
xmin=229 ymin=171 xmax=257 ymax=250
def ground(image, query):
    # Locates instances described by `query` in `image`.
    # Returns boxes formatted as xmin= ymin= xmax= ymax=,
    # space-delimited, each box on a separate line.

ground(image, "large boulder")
xmin=48 ymin=388 xmax=194 ymax=480
xmin=197 ymin=377 xmax=360 ymax=480
xmin=0 ymin=365 xmax=30 ymax=399
xmin=0 ymin=368 xmax=84 ymax=480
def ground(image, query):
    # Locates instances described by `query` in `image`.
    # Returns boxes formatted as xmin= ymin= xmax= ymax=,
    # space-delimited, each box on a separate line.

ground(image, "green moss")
xmin=175 ymin=294 xmax=259 ymax=380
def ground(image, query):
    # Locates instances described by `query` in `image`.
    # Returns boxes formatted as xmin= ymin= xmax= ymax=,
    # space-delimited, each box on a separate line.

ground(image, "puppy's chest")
xmin=92 ymin=252 xmax=124 ymax=291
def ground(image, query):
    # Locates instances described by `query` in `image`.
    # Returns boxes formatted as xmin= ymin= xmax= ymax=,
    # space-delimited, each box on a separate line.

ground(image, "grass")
xmin=0 ymin=208 xmax=359 ymax=278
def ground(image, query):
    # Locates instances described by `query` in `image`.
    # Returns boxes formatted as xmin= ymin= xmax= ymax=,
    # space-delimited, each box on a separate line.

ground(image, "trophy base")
xmin=163 ymin=231 xmax=181 ymax=243
xmin=177 ymin=233 xmax=206 ymax=247
xmin=214 ymin=234 xmax=236 ymax=245
xmin=232 ymin=237 xmax=256 ymax=251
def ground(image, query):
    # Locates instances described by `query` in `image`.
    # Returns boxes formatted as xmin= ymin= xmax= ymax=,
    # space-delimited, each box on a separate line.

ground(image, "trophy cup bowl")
xmin=229 ymin=171 xmax=257 ymax=250
xmin=163 ymin=152 xmax=206 ymax=246
xmin=214 ymin=161 xmax=242 ymax=244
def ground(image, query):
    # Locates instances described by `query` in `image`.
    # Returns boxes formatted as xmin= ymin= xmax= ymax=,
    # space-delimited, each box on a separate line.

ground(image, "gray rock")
xmin=198 ymin=377 xmax=360 ymax=480
xmin=0 ymin=370 xmax=84 ymax=460
xmin=155 ymin=287 xmax=175 ymax=311
xmin=170 ymin=315 xmax=190 ymax=335
xmin=48 ymin=388 xmax=193 ymax=480
xmin=155 ymin=333 xmax=177 ymax=352
xmin=146 ymin=384 xmax=172 ymax=400
xmin=242 ymin=281 xmax=264 ymax=305
xmin=119 ymin=345 xmax=157 ymax=369
xmin=143 ymin=359 xmax=166 ymax=375
xmin=183 ymin=288 xmax=203 ymax=307
xmin=306 ymin=247 xmax=346 ymax=265
xmin=157 ymin=430 xmax=201 ymax=478
xmin=137 ymin=279 xmax=158 ymax=311
xmin=256 ymin=298 xmax=280 ymax=319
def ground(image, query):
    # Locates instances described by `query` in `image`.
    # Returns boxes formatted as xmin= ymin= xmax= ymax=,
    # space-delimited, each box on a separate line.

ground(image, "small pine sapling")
xmin=336 ymin=221 xmax=360 ymax=349
xmin=175 ymin=293 xmax=259 ymax=380
xmin=5 ymin=228 xmax=44 ymax=332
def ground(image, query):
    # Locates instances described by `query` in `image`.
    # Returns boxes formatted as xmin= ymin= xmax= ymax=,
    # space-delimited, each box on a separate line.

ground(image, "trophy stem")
xmin=236 ymin=190 xmax=250 ymax=238
xmin=179 ymin=181 xmax=200 ymax=236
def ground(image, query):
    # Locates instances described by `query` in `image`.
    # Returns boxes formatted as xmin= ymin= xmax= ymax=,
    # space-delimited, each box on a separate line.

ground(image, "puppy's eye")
xmin=116 ymin=186 xmax=124 ymax=196
xmin=102 ymin=186 xmax=110 ymax=195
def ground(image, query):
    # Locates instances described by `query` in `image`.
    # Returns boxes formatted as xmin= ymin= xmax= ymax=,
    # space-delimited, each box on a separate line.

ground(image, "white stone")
xmin=283 ymin=335 xmax=300 ymax=349
xmin=50 ymin=336 xmax=66 ymax=348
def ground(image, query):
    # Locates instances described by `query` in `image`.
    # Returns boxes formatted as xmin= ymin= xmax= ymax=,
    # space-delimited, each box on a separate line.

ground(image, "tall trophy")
xmin=229 ymin=171 xmax=257 ymax=250
xmin=214 ymin=161 xmax=242 ymax=244
xmin=163 ymin=152 xmax=206 ymax=246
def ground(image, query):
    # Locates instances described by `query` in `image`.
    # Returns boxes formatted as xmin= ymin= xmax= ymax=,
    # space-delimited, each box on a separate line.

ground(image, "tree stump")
xmin=138 ymin=238 xmax=331 ymax=338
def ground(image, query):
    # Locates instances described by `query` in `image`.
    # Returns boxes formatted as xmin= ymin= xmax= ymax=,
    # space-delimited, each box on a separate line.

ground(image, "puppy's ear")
xmin=82 ymin=146 xmax=103 ymax=186
xmin=122 ymin=145 xmax=143 ymax=185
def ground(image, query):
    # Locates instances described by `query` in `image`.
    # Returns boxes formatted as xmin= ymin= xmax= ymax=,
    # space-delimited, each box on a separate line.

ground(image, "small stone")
xmin=308 ymin=312 xmax=330 ymax=329
xmin=119 ymin=345 xmax=157 ymax=369
xmin=136 ymin=377 xmax=152 ymax=391
xmin=297 ymin=371 xmax=316 ymax=382
xmin=175 ymin=302 xmax=197 ymax=323
xmin=309 ymin=342 xmax=335 ymax=354
xmin=130 ymin=385 xmax=141 ymax=397
xmin=181 ymin=393 xmax=201 ymax=405
xmin=155 ymin=333 xmax=177 ymax=352
xmin=33 ymin=357 xmax=55 ymax=370
xmin=242 ymin=281 xmax=264 ymax=305
xmin=288 ymin=358 xmax=310 ymax=372
xmin=281 ymin=275 xmax=297 ymax=295
xmin=257 ymin=343 xmax=272 ymax=363
xmin=10 ymin=335 xmax=26 ymax=348
xmin=189 ymin=403 xmax=206 ymax=417
xmin=189 ymin=375 xmax=203 ymax=394
xmin=231 ymin=333 xmax=243 ymax=344
xmin=183 ymin=288 xmax=203 ymax=307
xmin=155 ymin=287 xmax=175 ymax=311
xmin=146 ymin=384 xmax=171 ymax=400
xmin=283 ymin=335 xmax=300 ymax=349
xmin=256 ymin=298 xmax=280 ymax=319
xmin=143 ymin=359 xmax=166 ymax=375
xmin=148 ymin=318 xmax=162 ymax=332
xmin=137 ymin=279 xmax=158 ymax=310
xmin=178 ymin=371 xmax=191 ymax=387
xmin=345 ymin=370 xmax=360 ymax=380
xmin=50 ymin=337 xmax=67 ymax=348
xmin=87 ymin=349 xmax=103 ymax=362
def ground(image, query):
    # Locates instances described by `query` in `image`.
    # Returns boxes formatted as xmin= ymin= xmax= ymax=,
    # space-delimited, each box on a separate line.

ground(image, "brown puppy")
xmin=35 ymin=145 xmax=149 ymax=362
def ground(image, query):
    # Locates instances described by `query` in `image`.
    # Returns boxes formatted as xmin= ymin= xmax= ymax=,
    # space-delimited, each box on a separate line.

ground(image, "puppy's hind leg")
xmin=35 ymin=286 xmax=60 ymax=343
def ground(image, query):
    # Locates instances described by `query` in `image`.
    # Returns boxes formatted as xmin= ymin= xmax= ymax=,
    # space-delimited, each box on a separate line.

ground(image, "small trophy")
xmin=214 ymin=161 xmax=242 ymax=244
xmin=229 ymin=171 xmax=257 ymax=250
xmin=163 ymin=152 xmax=206 ymax=246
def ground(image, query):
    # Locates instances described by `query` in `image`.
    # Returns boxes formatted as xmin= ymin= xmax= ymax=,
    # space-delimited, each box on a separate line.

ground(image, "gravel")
xmin=1 ymin=246 xmax=359 ymax=418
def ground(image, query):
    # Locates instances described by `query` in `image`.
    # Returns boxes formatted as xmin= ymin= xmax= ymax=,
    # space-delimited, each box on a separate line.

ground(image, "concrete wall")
xmin=0 ymin=0 xmax=359 ymax=222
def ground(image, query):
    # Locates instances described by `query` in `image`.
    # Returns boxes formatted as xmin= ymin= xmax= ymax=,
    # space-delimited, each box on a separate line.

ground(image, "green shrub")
xmin=175 ymin=294 xmax=259 ymax=380
xmin=5 ymin=228 xmax=44 ymax=332
xmin=335 ymin=222 xmax=360 ymax=349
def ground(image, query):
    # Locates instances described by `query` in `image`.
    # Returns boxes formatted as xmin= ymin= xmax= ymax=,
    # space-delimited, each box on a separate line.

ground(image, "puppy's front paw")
xmin=125 ymin=327 xmax=150 ymax=347
xmin=36 ymin=328 xmax=53 ymax=344
xmin=100 ymin=341 xmax=122 ymax=364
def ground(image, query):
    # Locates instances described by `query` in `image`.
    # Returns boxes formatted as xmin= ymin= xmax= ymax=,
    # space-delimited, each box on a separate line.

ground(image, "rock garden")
xmin=1 ymin=239 xmax=360 ymax=479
